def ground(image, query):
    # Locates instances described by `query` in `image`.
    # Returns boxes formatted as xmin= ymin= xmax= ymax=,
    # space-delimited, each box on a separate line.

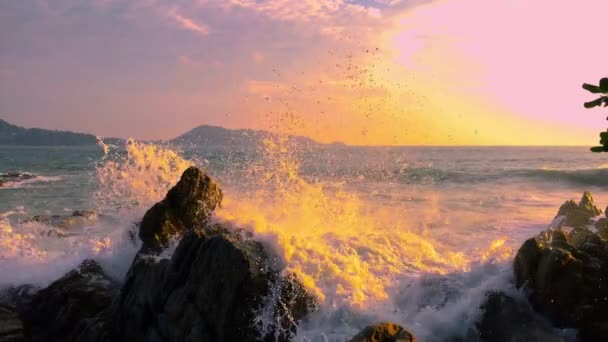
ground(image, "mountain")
xmin=0 ymin=119 xmax=99 ymax=146
xmin=170 ymin=125 xmax=320 ymax=152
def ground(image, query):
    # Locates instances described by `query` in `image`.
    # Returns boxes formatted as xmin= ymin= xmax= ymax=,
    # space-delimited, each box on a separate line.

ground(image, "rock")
xmin=118 ymin=226 xmax=315 ymax=342
xmin=138 ymin=166 xmax=223 ymax=252
xmin=0 ymin=305 xmax=25 ymax=342
xmin=8 ymin=167 xmax=314 ymax=342
xmin=477 ymin=292 xmax=565 ymax=342
xmin=349 ymin=322 xmax=416 ymax=342
xmin=555 ymin=192 xmax=601 ymax=227
xmin=27 ymin=210 xmax=98 ymax=232
xmin=513 ymin=227 xmax=608 ymax=340
xmin=596 ymin=218 xmax=608 ymax=239
xmin=19 ymin=259 xmax=119 ymax=342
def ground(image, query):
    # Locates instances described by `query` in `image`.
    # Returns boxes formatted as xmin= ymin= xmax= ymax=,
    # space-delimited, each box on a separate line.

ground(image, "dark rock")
xmin=0 ymin=305 xmax=26 ymax=342
xmin=513 ymin=226 xmax=608 ymax=340
xmin=118 ymin=226 xmax=315 ymax=342
xmin=9 ymin=167 xmax=314 ymax=342
xmin=555 ymin=192 xmax=601 ymax=228
xmin=596 ymin=218 xmax=608 ymax=239
xmin=138 ymin=166 xmax=223 ymax=252
xmin=349 ymin=322 xmax=416 ymax=342
xmin=477 ymin=292 xmax=564 ymax=342
xmin=19 ymin=259 xmax=119 ymax=342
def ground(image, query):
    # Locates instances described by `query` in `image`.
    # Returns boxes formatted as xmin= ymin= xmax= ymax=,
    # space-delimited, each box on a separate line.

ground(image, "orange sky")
xmin=1 ymin=0 xmax=607 ymax=145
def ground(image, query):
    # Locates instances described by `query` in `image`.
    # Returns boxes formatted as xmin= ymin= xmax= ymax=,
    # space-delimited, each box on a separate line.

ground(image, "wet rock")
xmin=27 ymin=210 xmax=98 ymax=232
xmin=513 ymin=226 xmax=608 ymax=340
xmin=349 ymin=322 xmax=416 ymax=342
xmin=555 ymin=191 xmax=601 ymax=228
xmin=477 ymin=292 xmax=565 ymax=342
xmin=119 ymin=226 xmax=315 ymax=342
xmin=19 ymin=259 xmax=119 ymax=342
xmin=138 ymin=166 xmax=223 ymax=252
xmin=10 ymin=167 xmax=314 ymax=342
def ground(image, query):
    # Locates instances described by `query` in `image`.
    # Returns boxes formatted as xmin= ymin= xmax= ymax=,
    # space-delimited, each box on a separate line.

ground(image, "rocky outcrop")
xmin=4 ymin=167 xmax=315 ymax=342
xmin=26 ymin=210 xmax=98 ymax=233
xmin=118 ymin=227 xmax=314 ymax=341
xmin=476 ymin=292 xmax=564 ymax=342
xmin=138 ymin=166 xmax=223 ymax=252
xmin=349 ymin=322 xmax=416 ymax=342
xmin=513 ymin=205 xmax=608 ymax=340
xmin=118 ymin=166 xmax=313 ymax=341
xmin=554 ymin=191 xmax=601 ymax=228
xmin=19 ymin=259 xmax=119 ymax=342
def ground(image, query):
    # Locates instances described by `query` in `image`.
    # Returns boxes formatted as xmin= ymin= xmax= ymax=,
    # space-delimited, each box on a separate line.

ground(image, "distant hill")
xmin=170 ymin=125 xmax=320 ymax=152
xmin=0 ymin=119 xmax=111 ymax=146
xmin=0 ymin=119 xmax=97 ymax=146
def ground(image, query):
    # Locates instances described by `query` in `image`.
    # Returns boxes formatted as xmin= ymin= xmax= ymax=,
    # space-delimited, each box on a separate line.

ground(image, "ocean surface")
xmin=1 ymin=142 xmax=608 ymax=341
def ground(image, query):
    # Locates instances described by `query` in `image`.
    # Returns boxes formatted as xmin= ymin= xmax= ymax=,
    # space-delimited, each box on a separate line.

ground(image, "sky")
xmin=1 ymin=0 xmax=607 ymax=145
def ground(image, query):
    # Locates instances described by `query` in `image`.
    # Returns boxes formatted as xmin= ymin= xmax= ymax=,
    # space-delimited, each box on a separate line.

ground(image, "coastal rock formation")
xmin=476 ymin=292 xmax=564 ymax=342
xmin=349 ymin=322 xmax=416 ymax=342
xmin=554 ymin=191 xmax=601 ymax=228
xmin=19 ymin=259 xmax=119 ymax=342
xmin=514 ymin=193 xmax=608 ymax=340
xmin=4 ymin=166 xmax=315 ymax=342
xmin=138 ymin=166 xmax=223 ymax=252
xmin=27 ymin=210 xmax=98 ymax=232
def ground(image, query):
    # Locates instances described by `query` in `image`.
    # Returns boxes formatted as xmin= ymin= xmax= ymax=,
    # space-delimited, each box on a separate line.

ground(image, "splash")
xmin=94 ymin=139 xmax=192 ymax=212
xmin=216 ymin=134 xmax=513 ymax=311
xmin=0 ymin=140 xmax=194 ymax=286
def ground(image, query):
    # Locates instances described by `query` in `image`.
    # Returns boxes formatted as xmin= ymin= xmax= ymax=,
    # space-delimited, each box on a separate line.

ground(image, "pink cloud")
xmin=167 ymin=9 xmax=210 ymax=36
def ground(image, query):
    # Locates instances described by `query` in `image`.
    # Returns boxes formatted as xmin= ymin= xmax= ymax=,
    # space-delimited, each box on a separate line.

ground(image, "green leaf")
xmin=583 ymin=83 xmax=605 ymax=93
xmin=584 ymin=97 xmax=605 ymax=108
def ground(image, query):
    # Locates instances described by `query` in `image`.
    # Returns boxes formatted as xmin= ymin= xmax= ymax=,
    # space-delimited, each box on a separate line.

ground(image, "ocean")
xmin=1 ymin=142 xmax=607 ymax=341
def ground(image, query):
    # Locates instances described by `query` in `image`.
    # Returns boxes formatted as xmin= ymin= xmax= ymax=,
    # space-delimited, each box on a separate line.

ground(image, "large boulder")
xmin=138 ymin=166 xmax=223 ymax=252
xmin=119 ymin=167 xmax=314 ymax=341
xmin=349 ymin=322 xmax=416 ymax=342
xmin=513 ymin=226 xmax=608 ymax=340
xmin=118 ymin=227 xmax=315 ymax=341
xmin=476 ymin=292 xmax=564 ymax=342
xmin=554 ymin=191 xmax=601 ymax=228
xmin=19 ymin=259 xmax=119 ymax=342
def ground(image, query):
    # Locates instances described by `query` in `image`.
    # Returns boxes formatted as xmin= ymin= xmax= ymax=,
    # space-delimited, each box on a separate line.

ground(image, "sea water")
xmin=1 ymin=142 xmax=606 ymax=341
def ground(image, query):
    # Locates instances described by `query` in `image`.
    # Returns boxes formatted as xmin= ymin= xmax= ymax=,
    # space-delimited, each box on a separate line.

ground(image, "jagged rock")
xmin=118 ymin=226 xmax=315 ymax=342
xmin=7 ymin=167 xmax=314 ymax=342
xmin=477 ymin=292 xmax=564 ymax=342
xmin=349 ymin=322 xmax=416 ymax=342
xmin=513 ymin=227 xmax=608 ymax=341
xmin=555 ymin=192 xmax=601 ymax=228
xmin=19 ymin=259 xmax=119 ymax=342
xmin=138 ymin=166 xmax=223 ymax=252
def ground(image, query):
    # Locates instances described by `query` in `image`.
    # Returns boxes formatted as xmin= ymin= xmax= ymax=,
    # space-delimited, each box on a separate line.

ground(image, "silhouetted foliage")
xmin=582 ymin=78 xmax=608 ymax=152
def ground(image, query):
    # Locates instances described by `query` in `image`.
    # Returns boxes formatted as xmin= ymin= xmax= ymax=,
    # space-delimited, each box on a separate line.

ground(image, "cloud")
xmin=167 ymin=9 xmax=210 ymax=36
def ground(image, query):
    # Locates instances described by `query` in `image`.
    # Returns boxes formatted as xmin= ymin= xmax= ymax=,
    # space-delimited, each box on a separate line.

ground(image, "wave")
xmin=0 ymin=172 xmax=63 ymax=189
xmin=333 ymin=167 xmax=608 ymax=187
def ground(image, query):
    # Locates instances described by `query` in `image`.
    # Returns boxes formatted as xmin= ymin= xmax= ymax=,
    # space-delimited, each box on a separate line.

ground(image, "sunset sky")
xmin=1 ymin=0 xmax=607 ymax=145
